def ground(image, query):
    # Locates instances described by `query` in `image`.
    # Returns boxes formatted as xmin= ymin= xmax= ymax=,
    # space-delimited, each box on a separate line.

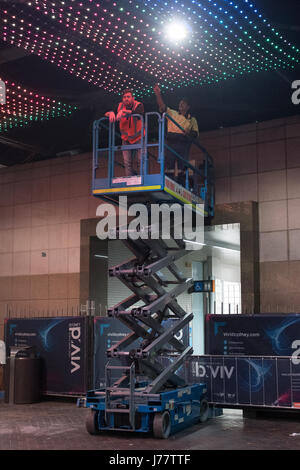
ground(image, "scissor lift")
xmin=79 ymin=112 xmax=215 ymax=438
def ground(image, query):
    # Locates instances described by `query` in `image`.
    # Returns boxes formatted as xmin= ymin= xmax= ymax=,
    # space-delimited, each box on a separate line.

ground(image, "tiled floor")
xmin=1 ymin=399 xmax=300 ymax=450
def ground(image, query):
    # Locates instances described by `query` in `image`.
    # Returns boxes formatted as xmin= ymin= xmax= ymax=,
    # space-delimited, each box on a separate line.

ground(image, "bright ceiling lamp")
xmin=165 ymin=19 xmax=190 ymax=43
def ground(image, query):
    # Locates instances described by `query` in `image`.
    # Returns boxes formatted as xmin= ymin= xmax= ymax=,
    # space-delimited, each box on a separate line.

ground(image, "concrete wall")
xmin=0 ymin=152 xmax=99 ymax=339
xmin=194 ymin=114 xmax=300 ymax=313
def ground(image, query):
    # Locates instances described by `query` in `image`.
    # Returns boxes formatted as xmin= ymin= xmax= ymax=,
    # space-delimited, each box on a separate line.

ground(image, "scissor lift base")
xmin=80 ymin=383 xmax=209 ymax=439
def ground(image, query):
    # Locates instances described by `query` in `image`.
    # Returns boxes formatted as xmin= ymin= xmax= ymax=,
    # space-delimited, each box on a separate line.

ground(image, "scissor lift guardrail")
xmin=91 ymin=112 xmax=215 ymax=218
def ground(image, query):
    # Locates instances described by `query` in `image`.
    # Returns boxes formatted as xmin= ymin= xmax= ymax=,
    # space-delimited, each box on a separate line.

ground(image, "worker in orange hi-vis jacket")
xmin=105 ymin=89 xmax=144 ymax=177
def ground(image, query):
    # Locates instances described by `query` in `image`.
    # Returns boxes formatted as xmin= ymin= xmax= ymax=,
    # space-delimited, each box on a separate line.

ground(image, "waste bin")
xmin=0 ymin=340 xmax=5 ymax=400
xmin=4 ymin=346 xmax=42 ymax=404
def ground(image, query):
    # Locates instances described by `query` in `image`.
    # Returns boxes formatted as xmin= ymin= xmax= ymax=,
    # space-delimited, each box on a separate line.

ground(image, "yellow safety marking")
xmin=93 ymin=185 xmax=161 ymax=194
xmin=93 ymin=184 xmax=209 ymax=217
xmin=164 ymin=186 xmax=207 ymax=215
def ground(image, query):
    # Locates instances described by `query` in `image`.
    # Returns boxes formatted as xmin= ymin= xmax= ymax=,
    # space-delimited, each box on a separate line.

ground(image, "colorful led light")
xmin=0 ymin=76 xmax=77 ymax=133
xmin=0 ymin=0 xmax=298 ymax=99
xmin=0 ymin=79 xmax=6 ymax=105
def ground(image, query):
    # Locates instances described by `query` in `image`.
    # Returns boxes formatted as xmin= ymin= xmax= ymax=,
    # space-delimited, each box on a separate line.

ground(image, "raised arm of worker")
xmin=153 ymin=84 xmax=167 ymax=113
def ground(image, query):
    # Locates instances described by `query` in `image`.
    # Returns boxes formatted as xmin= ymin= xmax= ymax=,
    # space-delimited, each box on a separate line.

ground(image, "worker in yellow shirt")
xmin=154 ymin=84 xmax=199 ymax=185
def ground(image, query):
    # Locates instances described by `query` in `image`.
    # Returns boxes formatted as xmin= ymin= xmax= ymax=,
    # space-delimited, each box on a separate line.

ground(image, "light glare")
xmin=165 ymin=21 xmax=189 ymax=42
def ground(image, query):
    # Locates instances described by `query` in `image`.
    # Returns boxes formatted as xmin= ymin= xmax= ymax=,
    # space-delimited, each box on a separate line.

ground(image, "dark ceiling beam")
xmin=27 ymin=88 xmax=113 ymax=109
xmin=72 ymin=90 xmax=113 ymax=108
xmin=274 ymin=70 xmax=293 ymax=85
xmin=0 ymin=46 xmax=30 ymax=65
xmin=0 ymin=0 xmax=28 ymax=4
xmin=0 ymin=134 xmax=42 ymax=153
xmin=274 ymin=23 xmax=300 ymax=32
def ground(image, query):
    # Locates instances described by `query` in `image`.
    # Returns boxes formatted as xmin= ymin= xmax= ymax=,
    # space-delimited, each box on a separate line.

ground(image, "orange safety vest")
xmin=117 ymin=100 xmax=143 ymax=144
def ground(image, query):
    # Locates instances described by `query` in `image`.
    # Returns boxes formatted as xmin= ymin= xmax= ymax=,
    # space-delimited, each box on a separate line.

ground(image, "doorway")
xmin=89 ymin=237 xmax=108 ymax=316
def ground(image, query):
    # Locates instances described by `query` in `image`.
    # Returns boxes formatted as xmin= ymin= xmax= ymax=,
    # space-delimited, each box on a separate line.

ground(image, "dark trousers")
xmin=122 ymin=140 xmax=142 ymax=176
xmin=164 ymin=133 xmax=191 ymax=185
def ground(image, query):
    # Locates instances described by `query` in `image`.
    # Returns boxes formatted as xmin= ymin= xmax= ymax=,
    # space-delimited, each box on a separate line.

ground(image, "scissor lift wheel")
xmin=86 ymin=409 xmax=101 ymax=435
xmin=199 ymin=399 xmax=209 ymax=423
xmin=153 ymin=411 xmax=171 ymax=439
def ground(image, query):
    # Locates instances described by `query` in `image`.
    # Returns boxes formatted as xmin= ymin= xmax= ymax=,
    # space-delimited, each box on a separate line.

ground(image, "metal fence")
xmin=3 ymin=300 xmax=108 ymax=319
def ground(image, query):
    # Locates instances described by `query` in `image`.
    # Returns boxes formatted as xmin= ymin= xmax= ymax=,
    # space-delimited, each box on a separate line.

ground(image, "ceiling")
xmin=0 ymin=0 xmax=299 ymax=166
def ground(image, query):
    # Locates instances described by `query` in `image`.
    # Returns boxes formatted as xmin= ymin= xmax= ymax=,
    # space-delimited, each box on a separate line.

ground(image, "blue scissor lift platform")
xmin=78 ymin=112 xmax=217 ymax=438
xmin=91 ymin=112 xmax=214 ymax=218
